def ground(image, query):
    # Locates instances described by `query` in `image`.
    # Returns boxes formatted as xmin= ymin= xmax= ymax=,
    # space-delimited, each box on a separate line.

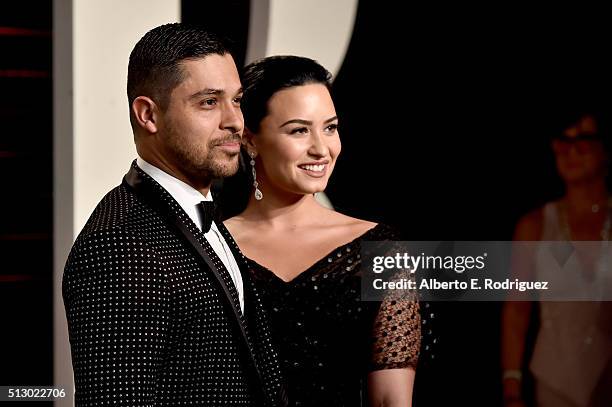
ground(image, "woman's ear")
xmin=132 ymin=96 xmax=159 ymax=134
xmin=242 ymin=127 xmax=258 ymax=156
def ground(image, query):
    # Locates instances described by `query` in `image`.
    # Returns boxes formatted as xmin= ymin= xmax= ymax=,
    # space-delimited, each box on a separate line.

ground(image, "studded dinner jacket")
xmin=63 ymin=161 xmax=286 ymax=407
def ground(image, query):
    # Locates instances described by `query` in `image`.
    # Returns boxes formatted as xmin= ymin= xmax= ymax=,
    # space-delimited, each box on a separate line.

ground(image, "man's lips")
xmin=213 ymin=137 xmax=241 ymax=153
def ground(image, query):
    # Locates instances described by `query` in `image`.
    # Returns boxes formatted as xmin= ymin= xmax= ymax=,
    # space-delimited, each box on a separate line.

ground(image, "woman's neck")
xmin=240 ymin=190 xmax=327 ymax=229
xmin=564 ymin=177 xmax=608 ymax=213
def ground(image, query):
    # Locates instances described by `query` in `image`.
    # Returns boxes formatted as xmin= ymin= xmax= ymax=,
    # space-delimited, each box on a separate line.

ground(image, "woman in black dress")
xmin=222 ymin=56 xmax=420 ymax=406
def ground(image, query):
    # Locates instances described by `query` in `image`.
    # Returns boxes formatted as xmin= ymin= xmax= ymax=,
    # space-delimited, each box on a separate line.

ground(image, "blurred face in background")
xmin=552 ymin=115 xmax=608 ymax=184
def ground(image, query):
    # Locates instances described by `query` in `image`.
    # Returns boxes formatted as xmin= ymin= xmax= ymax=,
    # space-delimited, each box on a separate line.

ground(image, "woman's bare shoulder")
xmin=323 ymin=210 xmax=378 ymax=235
xmin=514 ymin=207 xmax=545 ymax=241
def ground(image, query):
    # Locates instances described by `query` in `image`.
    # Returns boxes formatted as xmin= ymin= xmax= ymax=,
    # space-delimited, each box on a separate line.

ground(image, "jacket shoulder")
xmin=78 ymin=183 xmax=154 ymax=238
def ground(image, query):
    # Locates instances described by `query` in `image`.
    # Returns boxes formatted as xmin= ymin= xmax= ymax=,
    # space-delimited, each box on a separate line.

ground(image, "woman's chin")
xmin=560 ymin=170 xmax=603 ymax=184
xmin=291 ymin=186 xmax=327 ymax=197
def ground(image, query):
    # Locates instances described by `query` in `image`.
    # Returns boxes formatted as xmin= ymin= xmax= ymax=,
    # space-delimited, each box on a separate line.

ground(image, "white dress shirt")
xmin=137 ymin=157 xmax=244 ymax=312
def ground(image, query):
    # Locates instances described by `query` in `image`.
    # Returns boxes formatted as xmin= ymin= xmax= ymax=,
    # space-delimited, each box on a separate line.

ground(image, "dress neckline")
xmin=243 ymin=223 xmax=384 ymax=284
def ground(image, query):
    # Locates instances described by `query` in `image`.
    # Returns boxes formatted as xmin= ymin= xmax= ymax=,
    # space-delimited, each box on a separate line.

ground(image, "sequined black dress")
xmin=224 ymin=223 xmax=420 ymax=407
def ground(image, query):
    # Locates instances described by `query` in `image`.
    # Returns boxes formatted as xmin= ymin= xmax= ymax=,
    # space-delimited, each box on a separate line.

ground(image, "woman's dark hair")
xmin=550 ymin=106 xmax=611 ymax=152
xmin=241 ymin=55 xmax=333 ymax=132
xmin=216 ymin=55 xmax=334 ymax=219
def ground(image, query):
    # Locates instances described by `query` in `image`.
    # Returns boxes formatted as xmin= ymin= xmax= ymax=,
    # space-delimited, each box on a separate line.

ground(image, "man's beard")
xmin=165 ymin=130 xmax=241 ymax=181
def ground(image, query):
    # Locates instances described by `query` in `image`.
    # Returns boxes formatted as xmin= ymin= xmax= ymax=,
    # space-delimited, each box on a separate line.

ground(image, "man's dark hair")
xmin=240 ymin=55 xmax=333 ymax=132
xmin=127 ymin=23 xmax=231 ymax=126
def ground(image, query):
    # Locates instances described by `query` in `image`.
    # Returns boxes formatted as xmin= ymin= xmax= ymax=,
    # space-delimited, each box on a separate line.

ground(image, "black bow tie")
xmin=196 ymin=201 xmax=217 ymax=233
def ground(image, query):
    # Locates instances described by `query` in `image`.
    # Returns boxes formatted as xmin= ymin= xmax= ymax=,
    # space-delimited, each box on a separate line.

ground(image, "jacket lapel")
xmin=122 ymin=161 xmax=269 ymax=402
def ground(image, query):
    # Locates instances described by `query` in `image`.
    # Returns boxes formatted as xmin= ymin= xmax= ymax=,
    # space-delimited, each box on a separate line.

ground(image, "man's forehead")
xmin=179 ymin=54 xmax=237 ymax=75
xmin=177 ymin=55 xmax=240 ymax=87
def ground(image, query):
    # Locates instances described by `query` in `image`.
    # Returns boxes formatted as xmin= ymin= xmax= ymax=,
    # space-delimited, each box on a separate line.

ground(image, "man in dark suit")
xmin=63 ymin=23 xmax=285 ymax=406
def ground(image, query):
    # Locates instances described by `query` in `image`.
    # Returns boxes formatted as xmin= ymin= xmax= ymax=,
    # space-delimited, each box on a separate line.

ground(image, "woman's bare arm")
xmin=368 ymin=368 xmax=415 ymax=407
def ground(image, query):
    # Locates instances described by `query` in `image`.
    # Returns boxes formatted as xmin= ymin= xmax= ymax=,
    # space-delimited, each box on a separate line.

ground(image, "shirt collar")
xmin=136 ymin=156 xmax=212 ymax=229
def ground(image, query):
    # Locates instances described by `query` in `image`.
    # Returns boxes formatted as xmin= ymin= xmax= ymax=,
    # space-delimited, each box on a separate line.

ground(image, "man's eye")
xmin=233 ymin=96 xmax=243 ymax=105
xmin=290 ymin=127 xmax=308 ymax=135
xmin=201 ymin=99 xmax=217 ymax=107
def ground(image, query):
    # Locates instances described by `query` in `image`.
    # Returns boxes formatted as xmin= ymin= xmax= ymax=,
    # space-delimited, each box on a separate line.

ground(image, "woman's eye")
xmin=325 ymin=123 xmax=339 ymax=133
xmin=290 ymin=127 xmax=309 ymax=135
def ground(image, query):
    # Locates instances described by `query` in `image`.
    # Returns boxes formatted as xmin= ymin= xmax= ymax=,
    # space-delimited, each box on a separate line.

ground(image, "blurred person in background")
xmin=501 ymin=110 xmax=612 ymax=407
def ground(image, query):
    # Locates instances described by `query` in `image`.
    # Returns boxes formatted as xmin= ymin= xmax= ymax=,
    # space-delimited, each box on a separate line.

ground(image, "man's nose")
xmin=220 ymin=102 xmax=244 ymax=134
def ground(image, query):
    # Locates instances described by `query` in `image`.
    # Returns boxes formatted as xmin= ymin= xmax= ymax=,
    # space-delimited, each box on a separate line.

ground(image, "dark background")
xmin=324 ymin=5 xmax=610 ymax=405
xmin=1 ymin=3 xmax=53 ymax=406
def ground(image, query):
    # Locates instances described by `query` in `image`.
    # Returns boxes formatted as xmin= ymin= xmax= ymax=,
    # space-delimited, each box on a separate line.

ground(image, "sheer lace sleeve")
xmin=366 ymin=226 xmax=421 ymax=371
xmin=371 ymin=298 xmax=420 ymax=370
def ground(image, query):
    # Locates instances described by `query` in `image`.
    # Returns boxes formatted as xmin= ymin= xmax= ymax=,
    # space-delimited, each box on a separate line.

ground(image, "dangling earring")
xmin=250 ymin=151 xmax=263 ymax=200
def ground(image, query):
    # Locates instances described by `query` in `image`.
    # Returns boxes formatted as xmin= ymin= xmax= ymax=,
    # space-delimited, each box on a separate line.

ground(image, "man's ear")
xmin=132 ymin=96 xmax=160 ymax=134
xmin=243 ymin=127 xmax=258 ymax=156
